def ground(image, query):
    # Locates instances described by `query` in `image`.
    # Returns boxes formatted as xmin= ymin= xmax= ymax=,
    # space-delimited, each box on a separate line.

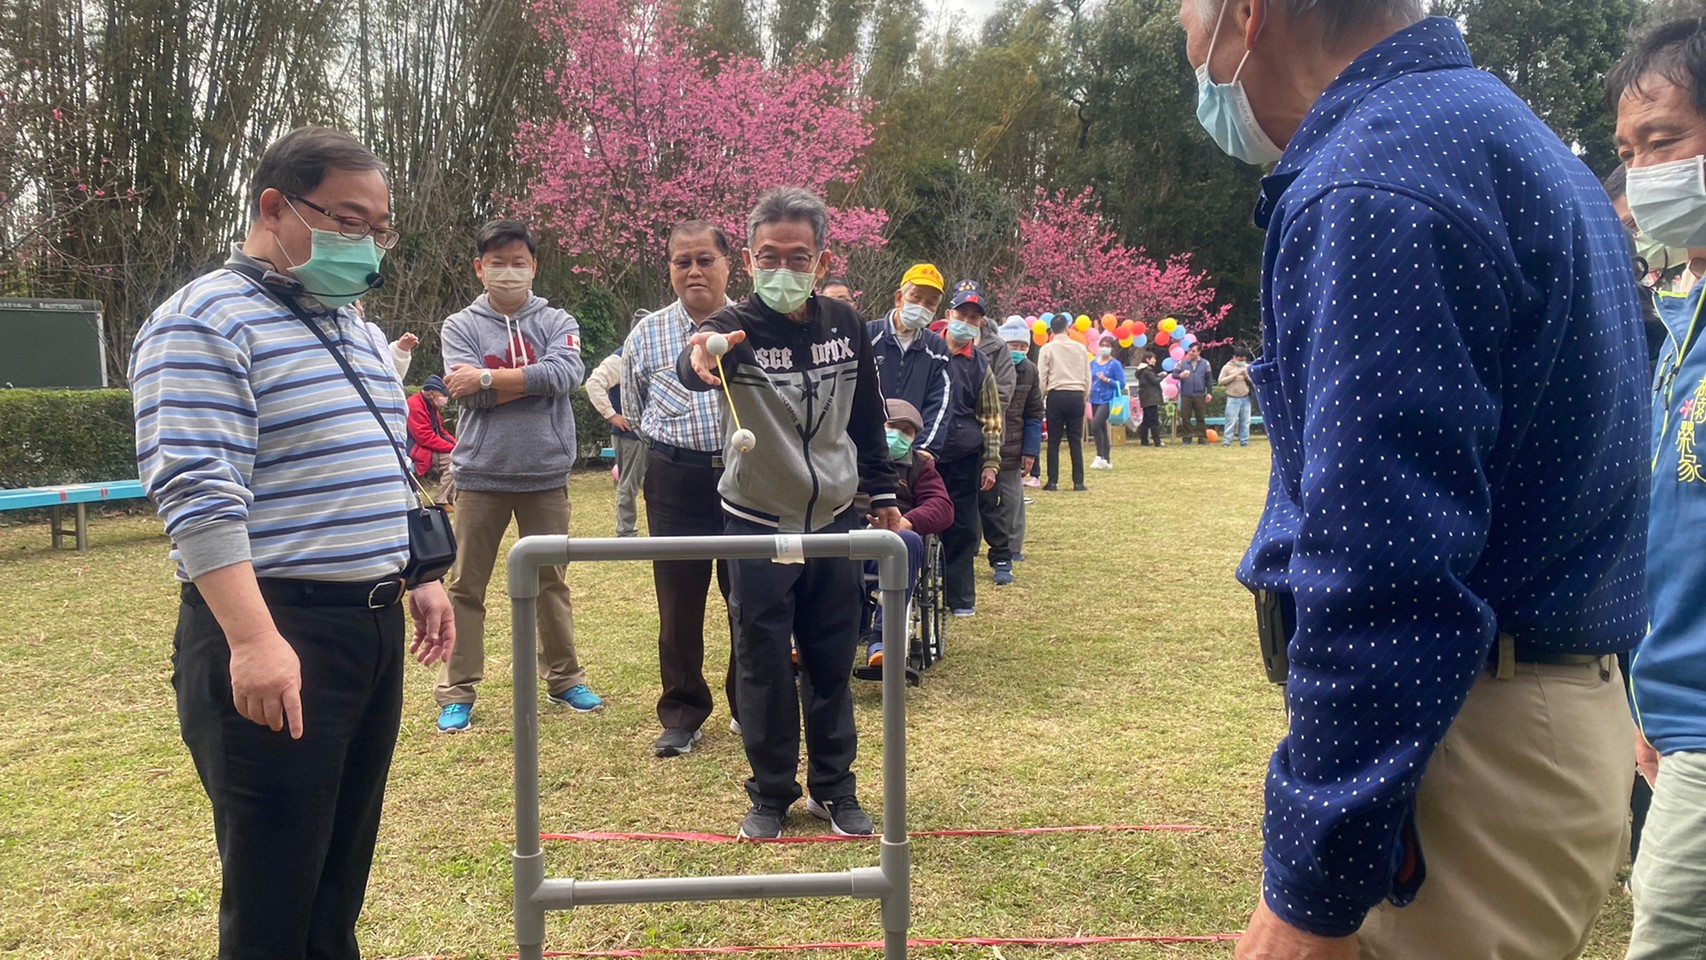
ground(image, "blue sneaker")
xmin=549 ymin=684 xmax=604 ymax=713
xmin=992 ymin=561 xmax=1014 ymax=586
xmin=436 ymin=703 xmax=472 ymax=733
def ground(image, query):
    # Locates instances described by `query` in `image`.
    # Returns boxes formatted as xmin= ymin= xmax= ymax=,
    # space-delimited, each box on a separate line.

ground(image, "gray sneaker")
xmin=652 ymin=727 xmax=702 ymax=758
xmin=807 ymin=795 xmax=874 ymax=836
xmin=738 ymin=803 xmax=788 ymax=840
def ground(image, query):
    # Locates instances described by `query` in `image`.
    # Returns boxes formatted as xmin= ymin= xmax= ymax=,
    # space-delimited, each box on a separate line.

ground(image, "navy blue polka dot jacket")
xmin=1238 ymin=17 xmax=1649 ymax=938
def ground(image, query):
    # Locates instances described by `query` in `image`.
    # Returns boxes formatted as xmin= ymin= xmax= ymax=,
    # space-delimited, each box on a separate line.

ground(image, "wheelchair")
xmin=852 ymin=533 xmax=945 ymax=687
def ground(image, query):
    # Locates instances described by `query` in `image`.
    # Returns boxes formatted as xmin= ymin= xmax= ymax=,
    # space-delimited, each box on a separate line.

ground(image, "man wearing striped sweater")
xmin=131 ymin=127 xmax=455 ymax=960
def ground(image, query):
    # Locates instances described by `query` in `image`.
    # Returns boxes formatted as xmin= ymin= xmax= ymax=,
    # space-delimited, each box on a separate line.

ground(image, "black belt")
xmin=650 ymin=440 xmax=723 ymax=470
xmin=182 ymin=576 xmax=408 ymax=611
xmin=1486 ymin=633 xmax=1609 ymax=679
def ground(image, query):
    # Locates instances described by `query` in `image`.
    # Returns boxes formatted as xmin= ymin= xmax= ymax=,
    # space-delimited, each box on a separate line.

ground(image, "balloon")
xmin=1160 ymin=317 xmax=1177 ymax=333
xmin=1100 ymin=312 xmax=1119 ymax=331
xmin=1032 ymin=320 xmax=1048 ymax=335
xmin=1133 ymin=334 xmax=1148 ymax=347
xmin=1039 ymin=312 xmax=1054 ymax=324
xmin=1033 ymin=330 xmax=1048 ymax=346
xmin=1174 ymin=329 xmax=1188 ymax=342
xmin=611 ymin=464 xmax=620 ymax=481
xmin=1134 ymin=321 xmax=1147 ymax=336
xmin=1075 ymin=315 xmax=1092 ymax=331
xmin=1162 ymin=379 xmax=1180 ymax=401
xmin=1162 ymin=358 xmax=1177 ymax=371
xmin=1206 ymin=429 xmax=1221 ymax=444
xmin=1156 ymin=331 xmax=1171 ymax=346
xmin=1169 ymin=344 xmax=1185 ymax=361
xmin=1026 ymin=315 xmax=1039 ymax=325
xmin=1118 ymin=337 xmax=1134 ymax=348
xmin=1068 ymin=327 xmax=1086 ymax=343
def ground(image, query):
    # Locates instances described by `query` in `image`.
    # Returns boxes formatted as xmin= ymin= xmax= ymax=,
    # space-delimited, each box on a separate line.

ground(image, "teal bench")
xmin=1205 ymin=416 xmax=1264 ymax=428
xmin=0 ymin=480 xmax=148 ymax=550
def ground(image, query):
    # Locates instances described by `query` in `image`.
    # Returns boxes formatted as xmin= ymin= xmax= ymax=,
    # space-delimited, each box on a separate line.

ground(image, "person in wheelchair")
xmin=861 ymin=399 xmax=953 ymax=672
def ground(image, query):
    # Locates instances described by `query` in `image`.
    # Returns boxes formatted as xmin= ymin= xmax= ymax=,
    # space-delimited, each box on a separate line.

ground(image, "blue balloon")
xmin=1162 ymin=358 xmax=1177 ymax=371
xmin=1133 ymin=334 xmax=1148 ymax=347
xmin=1039 ymin=312 xmax=1054 ymax=324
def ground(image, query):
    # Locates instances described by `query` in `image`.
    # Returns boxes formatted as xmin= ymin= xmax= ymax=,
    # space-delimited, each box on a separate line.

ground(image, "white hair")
xmin=1195 ymin=0 xmax=1426 ymax=38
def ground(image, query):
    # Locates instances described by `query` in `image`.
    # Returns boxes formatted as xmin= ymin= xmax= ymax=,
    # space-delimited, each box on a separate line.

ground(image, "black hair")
xmin=1232 ymin=345 xmax=1253 ymax=359
xmin=476 ymin=219 xmax=537 ymax=257
xmin=668 ymin=220 xmax=732 ymax=258
xmin=1050 ymin=314 xmax=1069 ymax=334
xmin=1603 ymin=163 xmax=1627 ymax=202
xmin=248 ymin=126 xmax=386 ymax=220
xmin=1608 ymin=17 xmax=1706 ymax=117
xmin=821 ymin=276 xmax=852 ymax=291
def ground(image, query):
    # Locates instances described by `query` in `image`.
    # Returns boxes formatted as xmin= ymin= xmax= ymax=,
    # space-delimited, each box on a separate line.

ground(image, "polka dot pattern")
xmin=1240 ymin=17 xmax=1650 ymax=938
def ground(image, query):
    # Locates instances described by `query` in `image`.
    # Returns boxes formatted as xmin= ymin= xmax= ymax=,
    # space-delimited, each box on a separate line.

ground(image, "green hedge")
xmin=0 ymin=390 xmax=139 ymax=487
xmin=0 ymin=387 xmax=616 ymax=489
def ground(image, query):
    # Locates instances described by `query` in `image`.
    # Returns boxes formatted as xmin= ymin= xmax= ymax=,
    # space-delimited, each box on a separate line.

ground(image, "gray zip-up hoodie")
xmin=442 ymin=293 xmax=585 ymax=492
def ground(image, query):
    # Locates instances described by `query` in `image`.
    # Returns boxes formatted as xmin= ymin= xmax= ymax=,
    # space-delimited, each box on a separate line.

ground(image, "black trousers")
xmin=174 ymin=584 xmax=404 ymax=960
xmin=978 ymin=461 xmax=1012 ymax=567
xmin=644 ymin=451 xmax=737 ymax=732
xmin=1045 ymin=390 xmax=1085 ymax=486
xmin=1139 ymin=404 xmax=1162 ymax=446
xmin=938 ymin=452 xmax=983 ymax=610
xmin=726 ymin=511 xmax=861 ymax=807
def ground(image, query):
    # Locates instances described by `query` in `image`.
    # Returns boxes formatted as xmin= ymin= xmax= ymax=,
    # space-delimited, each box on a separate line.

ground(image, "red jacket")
xmin=406 ymin=391 xmax=456 ymax=475
xmin=898 ymin=454 xmax=953 ymax=536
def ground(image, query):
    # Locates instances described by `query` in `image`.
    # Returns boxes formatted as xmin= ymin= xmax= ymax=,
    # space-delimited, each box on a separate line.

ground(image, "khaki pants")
xmin=435 ymin=486 xmax=585 ymax=705
xmin=1360 ymin=658 xmax=1632 ymax=960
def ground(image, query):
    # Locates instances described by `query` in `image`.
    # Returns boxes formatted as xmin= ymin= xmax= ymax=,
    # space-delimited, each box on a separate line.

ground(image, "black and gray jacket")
xmin=679 ymin=292 xmax=898 ymax=533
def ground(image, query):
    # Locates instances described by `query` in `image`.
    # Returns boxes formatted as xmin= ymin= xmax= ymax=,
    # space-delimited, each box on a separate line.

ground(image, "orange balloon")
xmin=1206 ymin=429 xmax=1221 ymax=444
xmin=1100 ymin=313 xmax=1118 ymax=331
xmin=1033 ymin=330 xmax=1048 ymax=346
xmin=1068 ymin=327 xmax=1086 ymax=343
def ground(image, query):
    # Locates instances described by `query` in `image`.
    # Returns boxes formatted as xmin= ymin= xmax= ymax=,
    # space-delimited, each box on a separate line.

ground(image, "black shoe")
xmin=738 ymin=803 xmax=788 ymax=839
xmin=807 ymin=795 xmax=874 ymax=836
xmin=1073 ymin=484 xmax=1089 ymax=492
xmin=652 ymin=727 xmax=702 ymax=758
xmin=1042 ymin=483 xmax=1058 ymax=491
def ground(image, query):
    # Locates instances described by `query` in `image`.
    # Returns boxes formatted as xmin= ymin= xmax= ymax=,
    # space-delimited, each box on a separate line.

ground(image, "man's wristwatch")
xmin=478 ymin=369 xmax=493 ymax=390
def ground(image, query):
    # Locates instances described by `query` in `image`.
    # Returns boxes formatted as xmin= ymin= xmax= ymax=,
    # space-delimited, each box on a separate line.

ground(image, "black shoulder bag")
xmin=291 ymin=308 xmax=457 ymax=587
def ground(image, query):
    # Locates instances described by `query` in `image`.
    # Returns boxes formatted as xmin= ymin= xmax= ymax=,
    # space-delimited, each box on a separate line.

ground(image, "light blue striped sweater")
xmin=131 ymin=256 xmax=412 ymax=583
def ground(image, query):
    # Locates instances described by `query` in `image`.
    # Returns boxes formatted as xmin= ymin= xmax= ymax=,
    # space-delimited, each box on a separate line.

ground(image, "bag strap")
xmin=279 ymin=295 xmax=435 ymax=509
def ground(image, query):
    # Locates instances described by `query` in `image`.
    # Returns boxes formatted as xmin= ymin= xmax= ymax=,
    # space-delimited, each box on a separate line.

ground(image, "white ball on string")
xmin=731 ymin=428 xmax=756 ymax=453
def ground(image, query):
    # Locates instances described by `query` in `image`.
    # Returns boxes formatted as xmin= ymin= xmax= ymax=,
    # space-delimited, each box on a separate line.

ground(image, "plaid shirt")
xmin=975 ymin=364 xmax=1004 ymax=471
xmin=621 ymin=298 xmax=728 ymax=453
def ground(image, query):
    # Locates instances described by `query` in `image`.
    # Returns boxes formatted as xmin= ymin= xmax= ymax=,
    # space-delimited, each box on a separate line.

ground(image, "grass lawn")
xmin=0 ymin=438 xmax=1634 ymax=959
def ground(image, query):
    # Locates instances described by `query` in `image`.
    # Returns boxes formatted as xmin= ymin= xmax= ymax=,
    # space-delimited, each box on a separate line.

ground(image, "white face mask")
xmin=898 ymin=302 xmax=934 ymax=332
xmin=483 ymin=264 xmax=533 ymax=301
xmin=1629 ymin=156 xmax=1706 ymax=248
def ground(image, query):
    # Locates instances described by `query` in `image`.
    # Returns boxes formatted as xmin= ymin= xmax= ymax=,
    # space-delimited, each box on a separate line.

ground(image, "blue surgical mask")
xmin=1009 ymin=349 xmax=1027 ymax=366
xmin=1629 ymin=155 xmax=1706 ymax=248
xmin=281 ymin=200 xmax=385 ymax=308
xmin=947 ymin=319 xmax=977 ymax=344
xmin=1194 ymin=6 xmax=1283 ymax=166
xmin=898 ymin=302 xmax=935 ymax=331
xmin=885 ymin=428 xmax=913 ymax=460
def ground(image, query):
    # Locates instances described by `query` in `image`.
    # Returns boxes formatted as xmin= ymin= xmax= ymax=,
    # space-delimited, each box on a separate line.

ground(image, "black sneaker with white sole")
xmin=806 ymin=795 xmax=874 ymax=836
xmin=738 ymin=803 xmax=788 ymax=840
xmin=652 ymin=727 xmax=702 ymax=758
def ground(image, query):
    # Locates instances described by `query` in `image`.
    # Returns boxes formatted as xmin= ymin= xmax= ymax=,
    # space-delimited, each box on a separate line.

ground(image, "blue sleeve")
xmin=1114 ymin=362 xmax=1127 ymax=391
xmin=1259 ymin=187 xmax=1508 ymax=936
xmin=918 ymin=356 xmax=950 ymax=454
xmin=1022 ymin=418 xmax=1041 ymax=458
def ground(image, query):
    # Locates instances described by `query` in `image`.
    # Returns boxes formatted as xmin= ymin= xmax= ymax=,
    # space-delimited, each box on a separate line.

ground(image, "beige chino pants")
xmin=1360 ymin=657 xmax=1632 ymax=960
xmin=435 ymin=486 xmax=586 ymax=705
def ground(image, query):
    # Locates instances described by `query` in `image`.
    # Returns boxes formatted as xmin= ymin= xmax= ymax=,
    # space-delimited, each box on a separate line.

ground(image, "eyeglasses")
xmin=288 ymin=195 xmax=401 ymax=250
xmin=750 ymin=250 xmax=819 ymax=272
xmin=670 ymin=254 xmax=727 ymax=272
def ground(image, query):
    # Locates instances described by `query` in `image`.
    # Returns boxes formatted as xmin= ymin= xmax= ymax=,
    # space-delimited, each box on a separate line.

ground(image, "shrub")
xmin=0 ymin=390 xmax=139 ymax=487
xmin=0 ymin=387 xmax=615 ymax=491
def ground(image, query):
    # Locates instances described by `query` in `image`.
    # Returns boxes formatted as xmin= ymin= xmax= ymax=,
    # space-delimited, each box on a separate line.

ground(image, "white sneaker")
xmin=1090 ymin=457 xmax=1108 ymax=470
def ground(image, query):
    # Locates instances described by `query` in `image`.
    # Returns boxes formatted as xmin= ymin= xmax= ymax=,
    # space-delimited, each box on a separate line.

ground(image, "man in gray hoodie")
xmin=432 ymin=220 xmax=600 ymax=732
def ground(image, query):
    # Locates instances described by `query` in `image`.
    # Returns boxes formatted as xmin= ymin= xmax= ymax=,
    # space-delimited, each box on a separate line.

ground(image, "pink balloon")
xmin=611 ymin=464 xmax=620 ymax=481
xmin=1169 ymin=344 xmax=1185 ymax=361
xmin=1162 ymin=379 xmax=1180 ymax=401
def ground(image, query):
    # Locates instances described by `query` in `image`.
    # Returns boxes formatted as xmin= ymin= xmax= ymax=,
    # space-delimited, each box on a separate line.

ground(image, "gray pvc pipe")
xmin=508 ymin=531 xmax=911 ymax=960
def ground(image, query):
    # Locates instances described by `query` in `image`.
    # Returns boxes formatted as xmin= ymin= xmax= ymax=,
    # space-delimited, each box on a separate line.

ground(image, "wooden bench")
xmin=0 ymin=480 xmax=148 ymax=550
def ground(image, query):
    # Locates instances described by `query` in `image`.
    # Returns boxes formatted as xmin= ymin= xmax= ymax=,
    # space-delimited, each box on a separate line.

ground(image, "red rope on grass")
xmin=388 ymin=933 xmax=1242 ymax=959
xmin=538 ymin=824 xmax=1220 ymax=844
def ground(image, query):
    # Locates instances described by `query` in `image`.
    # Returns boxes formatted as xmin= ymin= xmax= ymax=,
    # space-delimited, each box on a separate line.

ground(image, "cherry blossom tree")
xmin=994 ymin=187 xmax=1230 ymax=337
xmin=517 ymin=0 xmax=887 ymax=304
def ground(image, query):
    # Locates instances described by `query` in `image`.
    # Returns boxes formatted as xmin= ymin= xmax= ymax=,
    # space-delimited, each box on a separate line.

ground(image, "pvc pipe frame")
xmin=508 ymin=531 xmax=913 ymax=960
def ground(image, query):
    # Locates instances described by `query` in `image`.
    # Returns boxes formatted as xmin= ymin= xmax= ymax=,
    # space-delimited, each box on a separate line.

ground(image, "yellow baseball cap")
xmin=900 ymin=263 xmax=944 ymax=292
